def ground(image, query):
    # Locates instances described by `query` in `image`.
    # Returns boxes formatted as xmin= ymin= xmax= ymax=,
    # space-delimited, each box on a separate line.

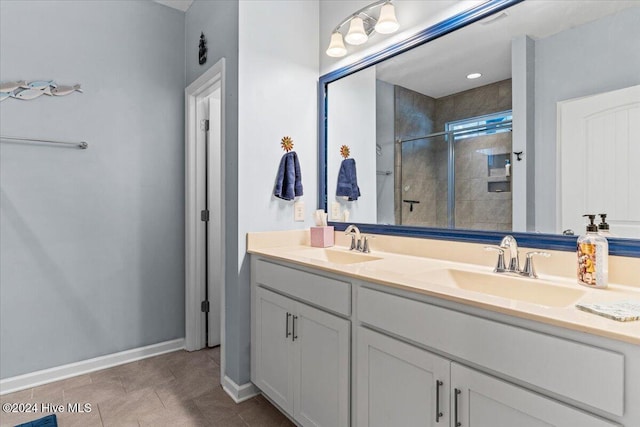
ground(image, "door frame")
xmin=185 ymin=59 xmax=226 ymax=379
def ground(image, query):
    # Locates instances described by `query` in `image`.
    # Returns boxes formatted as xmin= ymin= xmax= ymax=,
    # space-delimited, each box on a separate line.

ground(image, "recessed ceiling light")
xmin=467 ymin=73 xmax=482 ymax=80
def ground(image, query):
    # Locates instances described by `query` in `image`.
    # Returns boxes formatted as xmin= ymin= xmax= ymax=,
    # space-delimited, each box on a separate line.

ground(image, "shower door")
xmin=398 ymin=115 xmax=513 ymax=230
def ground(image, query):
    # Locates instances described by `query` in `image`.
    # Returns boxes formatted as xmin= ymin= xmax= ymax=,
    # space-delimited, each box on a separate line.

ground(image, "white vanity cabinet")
xmin=451 ymin=363 xmax=617 ymax=427
xmin=253 ymin=287 xmax=296 ymax=412
xmin=356 ymin=327 xmax=450 ymax=427
xmin=357 ymin=327 xmax=617 ymax=427
xmin=251 ymin=255 xmax=637 ymax=427
xmin=252 ymin=259 xmax=351 ymax=427
xmin=356 ymin=286 xmax=624 ymax=427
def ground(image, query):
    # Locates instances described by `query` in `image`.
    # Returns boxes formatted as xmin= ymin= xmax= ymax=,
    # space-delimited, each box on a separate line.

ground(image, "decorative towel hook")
xmin=514 ymin=151 xmax=523 ymax=161
xmin=340 ymin=145 xmax=350 ymax=159
xmin=281 ymin=136 xmax=294 ymax=152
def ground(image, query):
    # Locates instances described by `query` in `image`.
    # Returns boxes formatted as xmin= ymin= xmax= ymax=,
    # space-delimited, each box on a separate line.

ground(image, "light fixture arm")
xmin=332 ymin=0 xmax=390 ymax=33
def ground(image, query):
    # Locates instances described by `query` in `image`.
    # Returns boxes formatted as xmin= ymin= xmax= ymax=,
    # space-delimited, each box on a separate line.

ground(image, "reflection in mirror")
xmin=325 ymin=0 xmax=640 ymax=238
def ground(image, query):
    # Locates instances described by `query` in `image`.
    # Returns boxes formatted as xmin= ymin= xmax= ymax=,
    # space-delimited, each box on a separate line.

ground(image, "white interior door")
xmin=207 ymin=93 xmax=222 ymax=347
xmin=185 ymin=59 xmax=225 ymax=360
xmin=558 ymin=84 xmax=640 ymax=237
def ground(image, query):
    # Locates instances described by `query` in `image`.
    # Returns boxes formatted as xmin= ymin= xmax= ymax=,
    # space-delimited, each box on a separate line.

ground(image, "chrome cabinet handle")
xmin=292 ymin=315 xmax=298 ymax=341
xmin=285 ymin=312 xmax=291 ymax=338
xmin=454 ymin=388 xmax=461 ymax=427
xmin=436 ymin=380 xmax=443 ymax=422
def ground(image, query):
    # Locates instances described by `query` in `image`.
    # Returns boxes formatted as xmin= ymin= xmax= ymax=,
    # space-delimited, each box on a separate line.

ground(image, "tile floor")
xmin=0 ymin=347 xmax=294 ymax=427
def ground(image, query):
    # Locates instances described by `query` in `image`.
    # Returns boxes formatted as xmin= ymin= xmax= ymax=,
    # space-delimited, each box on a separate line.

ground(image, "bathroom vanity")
xmin=249 ymin=231 xmax=640 ymax=427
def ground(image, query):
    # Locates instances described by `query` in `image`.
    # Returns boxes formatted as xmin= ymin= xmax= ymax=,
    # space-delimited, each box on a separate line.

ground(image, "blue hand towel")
xmin=15 ymin=414 xmax=58 ymax=427
xmin=274 ymin=151 xmax=303 ymax=201
xmin=336 ymin=158 xmax=361 ymax=201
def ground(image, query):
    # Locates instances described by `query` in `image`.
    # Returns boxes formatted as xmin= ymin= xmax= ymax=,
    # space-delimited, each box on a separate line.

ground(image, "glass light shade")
xmin=344 ymin=17 xmax=368 ymax=45
xmin=326 ymin=32 xmax=347 ymax=57
xmin=375 ymin=2 xmax=399 ymax=34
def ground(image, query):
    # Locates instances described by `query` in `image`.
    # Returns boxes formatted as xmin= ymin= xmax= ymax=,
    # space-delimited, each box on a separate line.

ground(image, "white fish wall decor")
xmin=0 ymin=80 xmax=27 ymax=92
xmin=27 ymin=80 xmax=57 ymax=89
xmin=51 ymin=84 xmax=82 ymax=96
xmin=11 ymin=87 xmax=51 ymax=100
xmin=0 ymin=80 xmax=83 ymax=101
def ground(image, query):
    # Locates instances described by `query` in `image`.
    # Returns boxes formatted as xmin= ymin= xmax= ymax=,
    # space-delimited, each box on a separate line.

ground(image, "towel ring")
xmin=340 ymin=145 xmax=350 ymax=159
xmin=281 ymin=136 xmax=294 ymax=152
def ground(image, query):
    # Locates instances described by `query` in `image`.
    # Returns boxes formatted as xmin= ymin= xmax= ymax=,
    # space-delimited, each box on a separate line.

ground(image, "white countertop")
xmin=248 ymin=232 xmax=640 ymax=345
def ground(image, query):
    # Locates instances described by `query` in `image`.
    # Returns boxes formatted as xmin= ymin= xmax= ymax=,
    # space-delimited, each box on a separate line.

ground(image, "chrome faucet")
xmin=500 ymin=235 xmax=520 ymax=273
xmin=344 ymin=225 xmax=372 ymax=253
xmin=344 ymin=225 xmax=361 ymax=250
xmin=485 ymin=235 xmax=550 ymax=278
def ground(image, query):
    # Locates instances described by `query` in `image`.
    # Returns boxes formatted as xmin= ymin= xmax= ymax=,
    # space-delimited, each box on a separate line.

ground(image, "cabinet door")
xmin=293 ymin=301 xmax=350 ymax=427
xmin=451 ymin=363 xmax=618 ymax=427
xmin=254 ymin=287 xmax=295 ymax=413
xmin=356 ymin=327 xmax=450 ymax=427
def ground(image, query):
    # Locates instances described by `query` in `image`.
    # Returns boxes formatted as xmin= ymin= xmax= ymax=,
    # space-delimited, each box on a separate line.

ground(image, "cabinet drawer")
xmin=255 ymin=259 xmax=351 ymax=316
xmin=358 ymin=286 xmax=624 ymax=416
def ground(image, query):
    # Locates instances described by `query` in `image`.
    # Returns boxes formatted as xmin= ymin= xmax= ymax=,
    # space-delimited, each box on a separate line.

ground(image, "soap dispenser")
xmin=577 ymin=214 xmax=608 ymax=289
xmin=598 ymin=213 xmax=613 ymax=236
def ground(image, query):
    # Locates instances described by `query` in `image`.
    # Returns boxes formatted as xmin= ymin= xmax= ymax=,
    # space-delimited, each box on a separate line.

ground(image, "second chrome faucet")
xmin=485 ymin=235 xmax=550 ymax=278
xmin=344 ymin=225 xmax=372 ymax=253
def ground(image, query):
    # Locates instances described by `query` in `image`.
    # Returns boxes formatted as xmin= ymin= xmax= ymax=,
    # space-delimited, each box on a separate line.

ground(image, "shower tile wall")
xmin=393 ymin=79 xmax=512 ymax=229
xmin=453 ymin=132 xmax=512 ymax=230
xmin=393 ymin=85 xmax=437 ymax=226
xmin=434 ymin=79 xmax=512 ymax=230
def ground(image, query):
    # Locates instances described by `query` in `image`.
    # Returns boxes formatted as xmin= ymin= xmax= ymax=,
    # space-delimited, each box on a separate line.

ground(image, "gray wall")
xmin=0 ymin=0 xmax=185 ymax=378
xmin=534 ymin=8 xmax=640 ymax=233
xmin=185 ymin=0 xmax=242 ymax=384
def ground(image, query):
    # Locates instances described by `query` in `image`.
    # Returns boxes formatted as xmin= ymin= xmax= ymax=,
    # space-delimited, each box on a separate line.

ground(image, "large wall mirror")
xmin=319 ymin=0 xmax=640 ymax=255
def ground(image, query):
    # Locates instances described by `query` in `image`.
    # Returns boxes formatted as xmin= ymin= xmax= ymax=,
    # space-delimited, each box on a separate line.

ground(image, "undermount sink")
xmin=294 ymin=248 xmax=382 ymax=265
xmin=422 ymin=269 xmax=585 ymax=307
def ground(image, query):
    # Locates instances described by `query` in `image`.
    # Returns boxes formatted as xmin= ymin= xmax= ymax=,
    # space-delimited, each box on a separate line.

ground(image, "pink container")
xmin=310 ymin=226 xmax=334 ymax=248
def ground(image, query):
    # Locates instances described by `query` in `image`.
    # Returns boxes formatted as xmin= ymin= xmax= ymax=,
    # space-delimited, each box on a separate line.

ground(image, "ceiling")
xmin=153 ymin=0 xmax=193 ymax=12
xmin=375 ymin=1 xmax=639 ymax=99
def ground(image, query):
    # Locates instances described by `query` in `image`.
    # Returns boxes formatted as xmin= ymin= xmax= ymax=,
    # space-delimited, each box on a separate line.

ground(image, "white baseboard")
xmin=221 ymin=375 xmax=260 ymax=403
xmin=0 ymin=338 xmax=185 ymax=395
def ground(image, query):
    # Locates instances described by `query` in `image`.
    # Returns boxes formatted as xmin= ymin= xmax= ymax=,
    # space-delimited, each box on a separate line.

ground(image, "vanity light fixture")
xmin=326 ymin=32 xmax=348 ymax=57
xmin=466 ymin=72 xmax=482 ymax=79
xmin=345 ymin=17 xmax=369 ymax=45
xmin=375 ymin=1 xmax=400 ymax=34
xmin=326 ymin=0 xmax=400 ymax=58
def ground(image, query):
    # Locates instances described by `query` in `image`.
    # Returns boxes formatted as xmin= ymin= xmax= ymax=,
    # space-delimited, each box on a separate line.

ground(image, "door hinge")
xmin=201 ymin=300 xmax=210 ymax=313
xmin=201 ymin=210 xmax=210 ymax=222
xmin=204 ymin=119 xmax=210 ymax=131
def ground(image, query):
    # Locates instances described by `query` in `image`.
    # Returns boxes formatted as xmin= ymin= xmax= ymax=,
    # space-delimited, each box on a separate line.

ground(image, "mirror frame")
xmin=318 ymin=0 xmax=640 ymax=257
